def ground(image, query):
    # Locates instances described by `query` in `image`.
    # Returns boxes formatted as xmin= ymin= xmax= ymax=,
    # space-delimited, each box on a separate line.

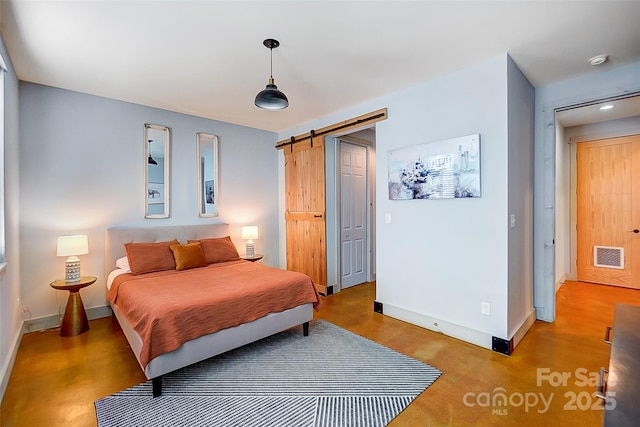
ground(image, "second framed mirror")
xmin=197 ymin=133 xmax=219 ymax=217
xmin=144 ymin=123 xmax=170 ymax=218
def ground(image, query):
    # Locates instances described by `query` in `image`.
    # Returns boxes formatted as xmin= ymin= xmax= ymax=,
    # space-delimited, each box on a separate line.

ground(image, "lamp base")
xmin=65 ymin=257 xmax=81 ymax=283
xmin=246 ymin=241 xmax=255 ymax=258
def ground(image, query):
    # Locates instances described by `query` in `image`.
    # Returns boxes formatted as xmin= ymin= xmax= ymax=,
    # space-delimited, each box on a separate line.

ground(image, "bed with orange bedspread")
xmin=108 ymin=260 xmax=320 ymax=370
xmin=105 ymin=224 xmax=320 ymax=397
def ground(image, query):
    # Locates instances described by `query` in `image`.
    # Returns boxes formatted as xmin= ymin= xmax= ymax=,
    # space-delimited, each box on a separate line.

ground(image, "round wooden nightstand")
xmin=50 ymin=276 xmax=97 ymax=337
xmin=241 ymin=254 xmax=264 ymax=262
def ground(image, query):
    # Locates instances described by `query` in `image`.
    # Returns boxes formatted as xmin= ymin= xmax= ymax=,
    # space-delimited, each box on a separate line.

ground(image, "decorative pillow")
xmin=115 ymin=256 xmax=130 ymax=272
xmin=169 ymin=242 xmax=208 ymax=271
xmin=188 ymin=236 xmax=240 ymax=264
xmin=124 ymin=240 xmax=179 ymax=275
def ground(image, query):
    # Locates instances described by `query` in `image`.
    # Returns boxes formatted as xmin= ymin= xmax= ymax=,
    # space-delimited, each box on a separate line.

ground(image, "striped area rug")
xmin=95 ymin=320 xmax=441 ymax=426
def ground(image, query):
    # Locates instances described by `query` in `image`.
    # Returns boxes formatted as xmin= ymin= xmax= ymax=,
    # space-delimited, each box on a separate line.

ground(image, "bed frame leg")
xmin=152 ymin=376 xmax=163 ymax=397
xmin=303 ymin=321 xmax=309 ymax=336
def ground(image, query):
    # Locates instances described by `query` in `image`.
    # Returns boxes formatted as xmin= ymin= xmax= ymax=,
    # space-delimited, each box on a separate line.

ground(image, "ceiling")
xmin=1 ymin=1 xmax=639 ymax=133
xmin=556 ymin=95 xmax=640 ymax=127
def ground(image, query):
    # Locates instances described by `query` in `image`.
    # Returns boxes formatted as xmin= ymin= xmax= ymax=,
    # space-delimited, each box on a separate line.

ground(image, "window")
xmin=0 ymin=53 xmax=6 ymax=264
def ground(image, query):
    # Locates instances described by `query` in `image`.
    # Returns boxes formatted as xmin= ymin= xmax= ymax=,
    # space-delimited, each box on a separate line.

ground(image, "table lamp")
xmin=56 ymin=235 xmax=89 ymax=282
xmin=241 ymin=226 xmax=259 ymax=258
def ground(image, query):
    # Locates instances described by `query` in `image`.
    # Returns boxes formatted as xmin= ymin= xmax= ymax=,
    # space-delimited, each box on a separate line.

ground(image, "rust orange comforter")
xmin=107 ymin=260 xmax=321 ymax=368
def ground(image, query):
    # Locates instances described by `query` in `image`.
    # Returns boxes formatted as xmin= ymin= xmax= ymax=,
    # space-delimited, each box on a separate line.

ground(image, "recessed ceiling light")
xmin=589 ymin=54 xmax=609 ymax=66
xmin=599 ymin=104 xmax=614 ymax=110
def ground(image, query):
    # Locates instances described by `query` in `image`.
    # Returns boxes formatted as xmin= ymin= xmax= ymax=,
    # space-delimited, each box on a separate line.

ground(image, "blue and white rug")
xmin=95 ymin=320 xmax=442 ymax=426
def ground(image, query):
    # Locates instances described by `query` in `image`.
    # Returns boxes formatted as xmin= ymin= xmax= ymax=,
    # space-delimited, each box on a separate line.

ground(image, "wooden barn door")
xmin=284 ymin=138 xmax=327 ymax=294
xmin=278 ymin=109 xmax=387 ymax=295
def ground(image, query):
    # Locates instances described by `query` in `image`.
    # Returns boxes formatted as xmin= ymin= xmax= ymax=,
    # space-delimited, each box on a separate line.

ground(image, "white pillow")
xmin=115 ymin=256 xmax=130 ymax=272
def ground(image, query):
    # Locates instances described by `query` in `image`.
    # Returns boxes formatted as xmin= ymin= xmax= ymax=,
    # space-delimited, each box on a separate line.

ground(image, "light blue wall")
xmin=375 ymin=55 xmax=511 ymax=344
xmin=533 ymin=61 xmax=640 ymax=322
xmin=18 ymin=83 xmax=279 ymax=320
xmin=0 ymin=33 xmax=22 ymax=404
xmin=279 ymin=54 xmax=531 ymax=348
xmin=506 ymin=56 xmax=535 ymax=339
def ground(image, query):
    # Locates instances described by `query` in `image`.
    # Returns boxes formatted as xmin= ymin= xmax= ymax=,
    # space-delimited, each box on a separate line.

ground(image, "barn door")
xmin=284 ymin=138 xmax=327 ymax=294
xmin=278 ymin=109 xmax=387 ymax=296
xmin=576 ymin=135 xmax=640 ymax=289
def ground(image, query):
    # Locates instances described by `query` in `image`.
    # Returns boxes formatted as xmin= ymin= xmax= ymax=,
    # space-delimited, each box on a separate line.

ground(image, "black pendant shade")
xmin=148 ymin=140 xmax=158 ymax=165
xmin=255 ymin=39 xmax=288 ymax=110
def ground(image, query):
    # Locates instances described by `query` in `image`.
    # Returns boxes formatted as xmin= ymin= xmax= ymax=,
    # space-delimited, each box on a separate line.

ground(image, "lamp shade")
xmin=255 ymin=80 xmax=289 ymax=110
xmin=241 ymin=226 xmax=259 ymax=240
xmin=56 ymin=235 xmax=89 ymax=257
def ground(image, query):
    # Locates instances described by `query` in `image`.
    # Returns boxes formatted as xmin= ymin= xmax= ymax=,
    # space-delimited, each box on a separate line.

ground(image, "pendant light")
xmin=255 ymin=38 xmax=288 ymax=110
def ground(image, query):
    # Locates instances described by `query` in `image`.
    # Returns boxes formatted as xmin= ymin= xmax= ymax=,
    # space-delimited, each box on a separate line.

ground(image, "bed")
xmin=104 ymin=224 xmax=320 ymax=397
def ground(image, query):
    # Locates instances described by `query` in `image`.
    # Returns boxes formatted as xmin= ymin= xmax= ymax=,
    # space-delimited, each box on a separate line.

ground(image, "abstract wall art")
xmin=388 ymin=134 xmax=481 ymax=200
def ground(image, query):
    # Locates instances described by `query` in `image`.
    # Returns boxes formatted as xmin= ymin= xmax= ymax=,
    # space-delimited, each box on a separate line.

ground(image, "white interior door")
xmin=340 ymin=142 xmax=368 ymax=288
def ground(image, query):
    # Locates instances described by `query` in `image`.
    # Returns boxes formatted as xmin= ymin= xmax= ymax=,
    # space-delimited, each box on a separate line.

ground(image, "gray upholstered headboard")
xmin=104 ymin=224 xmax=230 ymax=279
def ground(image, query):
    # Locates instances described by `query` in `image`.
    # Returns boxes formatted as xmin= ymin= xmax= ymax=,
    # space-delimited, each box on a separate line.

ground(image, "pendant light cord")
xmin=270 ymin=46 xmax=274 ymax=79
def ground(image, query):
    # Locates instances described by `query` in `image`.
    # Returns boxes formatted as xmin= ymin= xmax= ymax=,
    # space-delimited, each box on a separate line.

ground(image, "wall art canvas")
xmin=388 ymin=134 xmax=481 ymax=200
xmin=147 ymin=182 xmax=165 ymax=204
xmin=205 ymin=180 xmax=215 ymax=204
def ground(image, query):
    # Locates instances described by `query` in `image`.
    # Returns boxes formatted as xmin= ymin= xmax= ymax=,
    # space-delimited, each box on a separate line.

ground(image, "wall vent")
xmin=594 ymin=246 xmax=624 ymax=269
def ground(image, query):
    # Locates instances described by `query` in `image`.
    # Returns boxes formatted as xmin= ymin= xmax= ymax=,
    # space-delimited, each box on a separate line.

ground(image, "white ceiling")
xmin=2 ymin=1 xmax=640 ymax=133
xmin=556 ymin=95 xmax=640 ymax=127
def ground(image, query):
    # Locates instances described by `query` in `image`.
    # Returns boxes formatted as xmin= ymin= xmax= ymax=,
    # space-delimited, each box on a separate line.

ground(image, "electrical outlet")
xmin=481 ymin=302 xmax=491 ymax=316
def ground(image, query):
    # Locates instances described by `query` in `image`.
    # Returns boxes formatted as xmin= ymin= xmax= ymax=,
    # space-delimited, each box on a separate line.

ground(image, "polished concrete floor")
xmin=2 ymin=280 xmax=639 ymax=426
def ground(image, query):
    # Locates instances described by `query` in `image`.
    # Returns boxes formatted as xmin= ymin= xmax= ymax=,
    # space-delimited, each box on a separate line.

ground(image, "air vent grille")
xmin=594 ymin=246 xmax=624 ymax=269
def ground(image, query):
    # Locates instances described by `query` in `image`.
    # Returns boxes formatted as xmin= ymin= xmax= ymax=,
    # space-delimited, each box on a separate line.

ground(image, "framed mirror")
xmin=197 ymin=132 xmax=219 ymax=217
xmin=144 ymin=123 xmax=170 ymax=218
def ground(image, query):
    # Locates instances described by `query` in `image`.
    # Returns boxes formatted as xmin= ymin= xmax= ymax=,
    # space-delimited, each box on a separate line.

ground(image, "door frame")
xmin=324 ymin=129 xmax=376 ymax=293
xmin=337 ymin=137 xmax=374 ymax=290
xmin=538 ymin=91 xmax=640 ymax=323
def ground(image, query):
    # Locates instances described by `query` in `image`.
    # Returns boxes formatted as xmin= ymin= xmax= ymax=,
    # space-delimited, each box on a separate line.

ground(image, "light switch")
xmin=510 ymin=214 xmax=516 ymax=228
xmin=385 ymin=213 xmax=392 ymax=224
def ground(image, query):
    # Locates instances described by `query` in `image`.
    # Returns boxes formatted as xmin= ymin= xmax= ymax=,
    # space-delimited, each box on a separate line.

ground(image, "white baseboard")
xmin=383 ymin=303 xmax=494 ymax=350
xmin=384 ymin=303 xmax=537 ymax=354
xmin=23 ymin=305 xmax=113 ymax=334
xmin=512 ymin=309 xmax=537 ymax=348
xmin=0 ymin=323 xmax=23 ymax=405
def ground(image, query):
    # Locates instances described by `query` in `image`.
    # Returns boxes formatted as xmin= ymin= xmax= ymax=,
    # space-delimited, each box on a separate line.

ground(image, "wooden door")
xmin=278 ymin=109 xmax=387 ymax=296
xmin=577 ymin=135 xmax=640 ymax=289
xmin=340 ymin=142 xmax=368 ymax=288
xmin=284 ymin=139 xmax=327 ymax=294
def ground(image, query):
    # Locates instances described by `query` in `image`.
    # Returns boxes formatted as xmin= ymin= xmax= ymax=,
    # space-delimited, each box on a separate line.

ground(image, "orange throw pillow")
xmin=170 ymin=242 xmax=208 ymax=271
xmin=124 ymin=240 xmax=179 ymax=275
xmin=188 ymin=236 xmax=240 ymax=264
